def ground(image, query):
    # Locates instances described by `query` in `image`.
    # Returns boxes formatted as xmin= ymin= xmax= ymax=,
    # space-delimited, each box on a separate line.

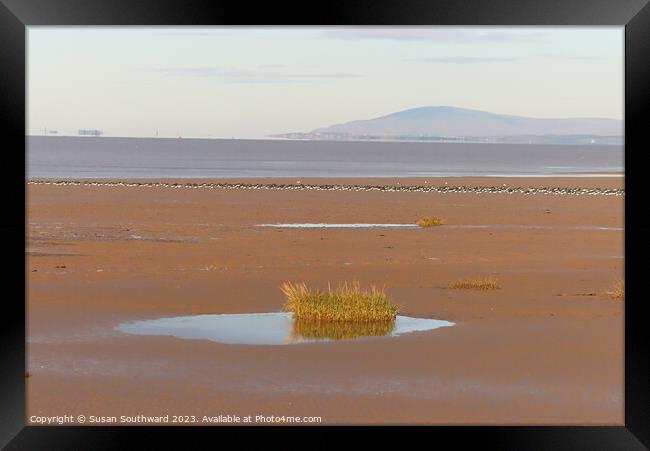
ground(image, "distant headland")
xmin=271 ymin=106 xmax=623 ymax=145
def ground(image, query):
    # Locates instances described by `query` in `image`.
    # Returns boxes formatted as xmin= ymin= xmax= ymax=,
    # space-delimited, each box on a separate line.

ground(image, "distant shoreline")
xmin=269 ymin=135 xmax=623 ymax=146
xmin=27 ymin=134 xmax=624 ymax=146
xmin=25 ymin=176 xmax=625 ymax=195
xmin=26 ymin=173 xmax=625 ymax=181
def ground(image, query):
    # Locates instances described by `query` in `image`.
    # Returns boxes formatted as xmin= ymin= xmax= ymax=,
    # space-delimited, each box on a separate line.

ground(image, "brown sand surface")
xmin=26 ymin=177 xmax=624 ymax=425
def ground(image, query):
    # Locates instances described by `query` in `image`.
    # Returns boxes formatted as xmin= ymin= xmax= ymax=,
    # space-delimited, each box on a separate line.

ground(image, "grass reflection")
xmin=291 ymin=318 xmax=396 ymax=341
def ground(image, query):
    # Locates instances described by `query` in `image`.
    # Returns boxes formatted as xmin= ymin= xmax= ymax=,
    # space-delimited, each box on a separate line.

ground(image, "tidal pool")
xmin=257 ymin=223 xmax=622 ymax=231
xmin=115 ymin=312 xmax=454 ymax=345
xmin=258 ymin=223 xmax=418 ymax=229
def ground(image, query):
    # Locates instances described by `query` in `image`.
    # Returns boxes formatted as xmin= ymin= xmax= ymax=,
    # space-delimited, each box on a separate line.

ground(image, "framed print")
xmin=2 ymin=0 xmax=649 ymax=448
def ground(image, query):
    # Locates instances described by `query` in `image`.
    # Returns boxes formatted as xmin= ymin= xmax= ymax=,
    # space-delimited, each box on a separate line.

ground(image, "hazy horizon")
xmin=28 ymin=26 xmax=623 ymax=139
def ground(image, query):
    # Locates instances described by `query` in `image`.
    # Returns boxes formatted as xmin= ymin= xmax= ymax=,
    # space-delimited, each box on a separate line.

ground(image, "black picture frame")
xmin=2 ymin=0 xmax=649 ymax=448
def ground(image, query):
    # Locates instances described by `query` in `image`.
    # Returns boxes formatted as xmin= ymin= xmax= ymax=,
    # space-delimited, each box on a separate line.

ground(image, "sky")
xmin=27 ymin=26 xmax=623 ymax=139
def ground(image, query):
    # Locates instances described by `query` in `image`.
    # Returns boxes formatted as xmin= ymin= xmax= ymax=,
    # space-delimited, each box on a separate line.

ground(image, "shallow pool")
xmin=257 ymin=223 xmax=418 ymax=229
xmin=257 ymin=223 xmax=622 ymax=231
xmin=115 ymin=312 xmax=454 ymax=345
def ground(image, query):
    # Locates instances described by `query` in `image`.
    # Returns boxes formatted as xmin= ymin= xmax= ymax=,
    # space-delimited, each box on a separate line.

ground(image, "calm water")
xmin=257 ymin=223 xmax=623 ymax=231
xmin=27 ymin=136 xmax=623 ymax=179
xmin=258 ymin=223 xmax=420 ymax=228
xmin=115 ymin=312 xmax=455 ymax=345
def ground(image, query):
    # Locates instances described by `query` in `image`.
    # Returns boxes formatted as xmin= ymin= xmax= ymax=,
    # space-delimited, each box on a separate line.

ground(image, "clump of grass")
xmin=280 ymin=280 xmax=398 ymax=322
xmin=416 ymin=217 xmax=445 ymax=227
xmin=291 ymin=318 xmax=395 ymax=341
xmin=607 ymin=280 xmax=624 ymax=300
xmin=448 ymin=276 xmax=500 ymax=290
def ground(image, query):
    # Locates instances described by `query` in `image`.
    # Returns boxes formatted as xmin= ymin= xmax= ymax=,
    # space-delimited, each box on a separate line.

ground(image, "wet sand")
xmin=26 ymin=177 xmax=624 ymax=425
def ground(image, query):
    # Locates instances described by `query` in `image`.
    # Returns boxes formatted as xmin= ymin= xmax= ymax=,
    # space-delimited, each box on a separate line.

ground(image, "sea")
xmin=26 ymin=136 xmax=624 ymax=179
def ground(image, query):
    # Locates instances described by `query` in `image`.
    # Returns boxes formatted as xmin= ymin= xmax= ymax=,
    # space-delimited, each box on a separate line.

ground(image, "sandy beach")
xmin=26 ymin=177 xmax=624 ymax=425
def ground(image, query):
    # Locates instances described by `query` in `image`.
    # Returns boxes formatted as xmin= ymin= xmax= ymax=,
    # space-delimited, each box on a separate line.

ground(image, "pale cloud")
xmin=538 ymin=53 xmax=603 ymax=61
xmin=405 ymin=54 xmax=603 ymax=64
xmin=404 ymin=56 xmax=523 ymax=64
xmin=320 ymin=28 xmax=550 ymax=43
xmin=153 ymin=66 xmax=362 ymax=83
xmin=257 ymin=63 xmax=288 ymax=69
xmin=154 ymin=31 xmax=234 ymax=37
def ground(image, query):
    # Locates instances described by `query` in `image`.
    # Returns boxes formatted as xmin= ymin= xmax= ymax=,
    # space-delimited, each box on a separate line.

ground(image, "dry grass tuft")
xmin=280 ymin=280 xmax=398 ymax=322
xmin=416 ymin=217 xmax=445 ymax=227
xmin=448 ymin=276 xmax=500 ymax=290
xmin=607 ymin=280 xmax=624 ymax=300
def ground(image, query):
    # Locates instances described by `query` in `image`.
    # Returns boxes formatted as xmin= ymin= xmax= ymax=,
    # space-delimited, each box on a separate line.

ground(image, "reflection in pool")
xmin=115 ymin=312 xmax=454 ymax=345
xmin=292 ymin=318 xmax=396 ymax=340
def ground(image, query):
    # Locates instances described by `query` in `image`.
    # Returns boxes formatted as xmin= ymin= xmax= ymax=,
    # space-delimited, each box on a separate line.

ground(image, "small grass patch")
xmin=416 ymin=217 xmax=445 ymax=227
xmin=281 ymin=280 xmax=398 ymax=322
xmin=448 ymin=276 xmax=500 ymax=290
xmin=607 ymin=280 xmax=624 ymax=300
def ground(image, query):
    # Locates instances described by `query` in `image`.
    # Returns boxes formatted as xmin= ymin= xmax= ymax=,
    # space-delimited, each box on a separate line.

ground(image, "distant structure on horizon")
xmin=78 ymin=129 xmax=103 ymax=137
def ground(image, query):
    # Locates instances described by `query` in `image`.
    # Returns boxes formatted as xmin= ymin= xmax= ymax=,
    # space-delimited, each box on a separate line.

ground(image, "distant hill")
xmin=272 ymin=106 xmax=623 ymax=144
